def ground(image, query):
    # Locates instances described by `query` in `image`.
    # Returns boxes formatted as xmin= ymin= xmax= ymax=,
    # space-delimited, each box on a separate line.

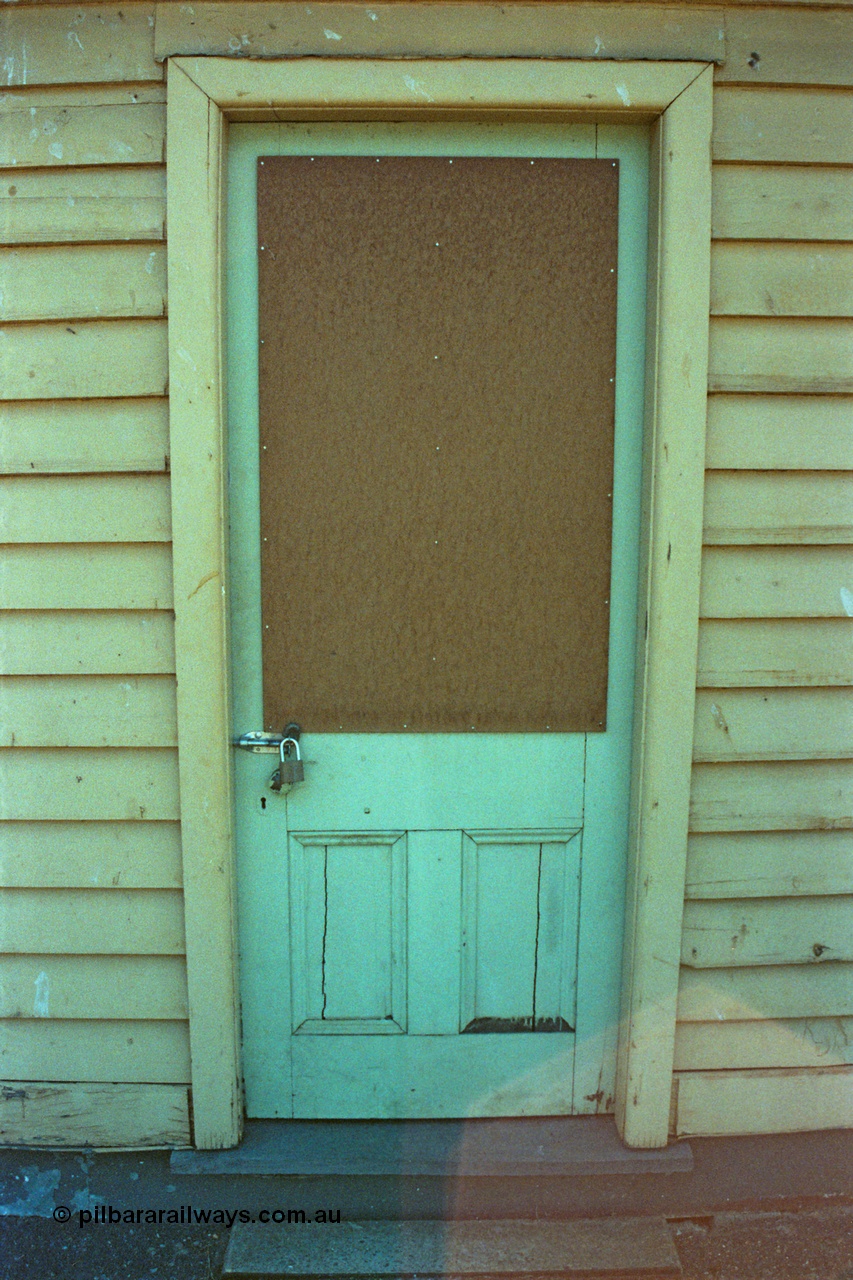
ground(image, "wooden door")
xmin=227 ymin=122 xmax=649 ymax=1119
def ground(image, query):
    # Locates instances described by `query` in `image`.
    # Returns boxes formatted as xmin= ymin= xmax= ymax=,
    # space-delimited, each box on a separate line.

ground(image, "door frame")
xmin=165 ymin=56 xmax=713 ymax=1150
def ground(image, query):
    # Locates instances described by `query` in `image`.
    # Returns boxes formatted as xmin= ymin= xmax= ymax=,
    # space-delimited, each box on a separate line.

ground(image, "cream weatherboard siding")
xmin=0 ymin=0 xmax=851 ymax=1147
xmin=0 ymin=12 xmax=189 ymax=1146
xmin=679 ymin=75 xmax=853 ymax=1136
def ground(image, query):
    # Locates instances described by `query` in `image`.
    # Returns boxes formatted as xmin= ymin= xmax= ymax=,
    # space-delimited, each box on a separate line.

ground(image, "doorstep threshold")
xmin=171 ymin=1116 xmax=693 ymax=1177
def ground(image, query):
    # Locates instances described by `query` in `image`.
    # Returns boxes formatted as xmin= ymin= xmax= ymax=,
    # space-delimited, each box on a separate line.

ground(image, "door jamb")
xmin=165 ymin=57 xmax=713 ymax=1150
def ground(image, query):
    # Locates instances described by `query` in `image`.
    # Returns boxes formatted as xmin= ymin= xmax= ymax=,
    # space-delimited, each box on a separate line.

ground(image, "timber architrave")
xmin=166 ymin=57 xmax=713 ymax=1149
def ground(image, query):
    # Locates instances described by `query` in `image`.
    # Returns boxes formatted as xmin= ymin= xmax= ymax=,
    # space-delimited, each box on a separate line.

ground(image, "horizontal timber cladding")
xmin=685 ymin=830 xmax=853 ymax=899
xmin=681 ymin=897 xmax=853 ymax=967
xmin=0 ymin=888 xmax=184 ymax=954
xmin=709 ymin=318 xmax=853 ymax=394
xmin=154 ymin=3 xmax=728 ymax=62
xmin=690 ymin=761 xmax=853 ymax=832
xmin=0 ymin=400 xmax=171 ymax=474
xmin=692 ymin=688 xmax=853 ymax=762
xmin=0 ymin=320 xmax=169 ymax=400
xmin=710 ymin=243 xmax=853 ymax=319
xmin=0 ymin=612 xmax=176 ymax=675
xmin=691 ymin=67 xmax=853 ymax=1112
xmin=696 ymin=620 xmax=853 ymax=687
xmin=0 ymin=749 xmax=180 ymax=821
xmin=0 ymin=676 xmax=178 ymax=747
xmin=0 ymin=88 xmax=165 ymax=170
xmin=1 ymin=546 xmax=173 ymax=610
xmin=699 ymin=546 xmax=853 ymax=617
xmin=0 ymin=1082 xmax=190 ymax=1149
xmin=0 ymin=1019 xmax=190 ymax=1084
xmin=674 ymin=1018 xmax=853 ymax=1071
xmin=703 ymin=472 xmax=853 ymax=544
xmin=0 ymin=821 xmax=182 ymax=888
xmin=152 ymin=3 xmax=853 ymax=87
xmin=720 ymin=10 xmax=853 ymax=86
xmin=0 ymin=167 xmax=166 ymax=246
xmin=678 ymin=963 xmax=853 ymax=1021
xmin=705 ymin=396 xmax=853 ymax=471
xmin=711 ymin=168 xmax=853 ymax=244
xmin=0 ymin=955 xmax=187 ymax=1020
xmin=713 ymin=88 xmax=853 ymax=165
xmin=674 ymin=1067 xmax=853 ymax=1139
xmin=0 ymin=15 xmax=182 ymax=1137
xmin=0 ymin=7 xmax=162 ymax=87
xmin=0 ymin=475 xmax=172 ymax=542
xmin=0 ymin=475 xmax=171 ymax=542
xmin=0 ymin=245 xmax=168 ymax=323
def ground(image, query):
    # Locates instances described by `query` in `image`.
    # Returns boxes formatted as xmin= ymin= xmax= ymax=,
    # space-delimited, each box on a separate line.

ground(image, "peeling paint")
xmin=3 ymin=43 xmax=27 ymax=86
xmin=404 ymin=75 xmax=434 ymax=103
xmin=0 ymin=1166 xmax=61 ymax=1219
xmin=33 ymin=971 xmax=49 ymax=1017
xmin=615 ymin=83 xmax=631 ymax=107
xmin=324 ymin=29 xmax=343 ymax=41
xmin=710 ymin=702 xmax=730 ymax=735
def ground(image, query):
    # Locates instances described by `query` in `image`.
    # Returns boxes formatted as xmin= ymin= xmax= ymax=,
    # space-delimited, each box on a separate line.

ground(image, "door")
xmin=227 ymin=122 xmax=648 ymax=1118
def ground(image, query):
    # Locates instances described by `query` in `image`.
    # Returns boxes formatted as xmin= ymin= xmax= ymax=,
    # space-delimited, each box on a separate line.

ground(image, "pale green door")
xmin=228 ymin=122 xmax=648 ymax=1119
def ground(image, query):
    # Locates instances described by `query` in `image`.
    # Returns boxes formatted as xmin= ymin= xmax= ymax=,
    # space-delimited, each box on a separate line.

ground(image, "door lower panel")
xmin=291 ymin=1033 xmax=576 ymax=1119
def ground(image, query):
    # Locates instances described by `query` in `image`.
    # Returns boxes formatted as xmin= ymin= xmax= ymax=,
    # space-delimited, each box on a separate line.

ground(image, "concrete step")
xmin=222 ymin=1216 xmax=682 ymax=1279
xmin=172 ymin=1118 xmax=693 ymax=1178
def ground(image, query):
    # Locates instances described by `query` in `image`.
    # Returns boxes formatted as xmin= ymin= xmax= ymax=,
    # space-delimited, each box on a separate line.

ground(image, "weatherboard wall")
xmin=0 ymin=1 xmax=851 ymax=1146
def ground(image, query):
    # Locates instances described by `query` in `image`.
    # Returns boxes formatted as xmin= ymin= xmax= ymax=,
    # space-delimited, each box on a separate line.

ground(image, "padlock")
xmin=270 ymin=737 xmax=304 ymax=791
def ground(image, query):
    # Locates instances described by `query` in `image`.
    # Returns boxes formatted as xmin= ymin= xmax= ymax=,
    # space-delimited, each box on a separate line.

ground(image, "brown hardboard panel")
xmin=257 ymin=155 xmax=618 ymax=733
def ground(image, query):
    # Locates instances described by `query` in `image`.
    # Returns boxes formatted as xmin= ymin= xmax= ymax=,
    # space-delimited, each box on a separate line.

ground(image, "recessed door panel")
xmin=290 ymin=832 xmax=407 ymax=1034
xmin=461 ymin=831 xmax=580 ymax=1033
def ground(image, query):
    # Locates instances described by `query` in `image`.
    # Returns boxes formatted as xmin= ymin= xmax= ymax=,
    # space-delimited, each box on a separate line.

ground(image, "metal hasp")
xmin=233 ymin=730 xmax=285 ymax=754
xmin=234 ymin=723 xmax=304 ymax=792
xmin=234 ymin=721 xmax=302 ymax=752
